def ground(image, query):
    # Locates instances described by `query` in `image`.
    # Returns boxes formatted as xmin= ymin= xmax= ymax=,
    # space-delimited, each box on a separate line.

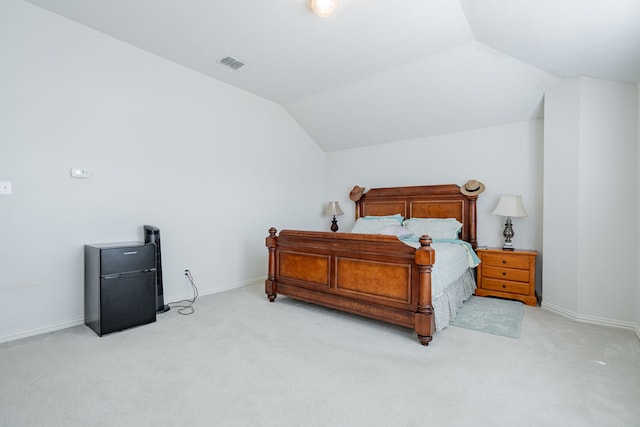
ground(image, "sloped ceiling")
xmin=25 ymin=0 xmax=640 ymax=151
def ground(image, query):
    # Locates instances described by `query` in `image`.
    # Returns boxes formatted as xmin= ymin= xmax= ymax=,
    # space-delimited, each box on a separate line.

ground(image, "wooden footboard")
xmin=265 ymin=228 xmax=436 ymax=345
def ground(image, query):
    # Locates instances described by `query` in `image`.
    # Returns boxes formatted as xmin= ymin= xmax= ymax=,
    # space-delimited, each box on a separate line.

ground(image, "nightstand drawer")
xmin=481 ymin=278 xmax=530 ymax=295
xmin=480 ymin=253 xmax=530 ymax=270
xmin=482 ymin=266 xmax=530 ymax=282
xmin=476 ymin=248 xmax=537 ymax=306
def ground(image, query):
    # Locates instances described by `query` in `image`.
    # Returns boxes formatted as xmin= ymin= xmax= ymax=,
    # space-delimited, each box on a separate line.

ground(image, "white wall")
xmin=543 ymin=77 xmax=638 ymax=326
xmin=577 ymin=78 xmax=637 ymax=321
xmin=637 ymin=84 xmax=640 ymax=338
xmin=541 ymin=79 xmax=582 ymax=314
xmin=0 ymin=0 xmax=326 ymax=342
xmin=325 ymin=119 xmax=543 ymax=259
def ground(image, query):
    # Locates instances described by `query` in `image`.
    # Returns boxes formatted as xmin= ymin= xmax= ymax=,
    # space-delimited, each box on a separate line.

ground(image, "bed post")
xmin=468 ymin=196 xmax=478 ymax=249
xmin=415 ymin=235 xmax=436 ymax=345
xmin=265 ymin=228 xmax=278 ymax=302
xmin=349 ymin=185 xmax=365 ymax=219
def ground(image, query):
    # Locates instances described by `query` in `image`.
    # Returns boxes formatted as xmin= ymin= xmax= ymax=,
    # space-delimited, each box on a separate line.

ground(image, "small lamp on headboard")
xmin=325 ymin=201 xmax=344 ymax=232
xmin=492 ymin=195 xmax=528 ymax=250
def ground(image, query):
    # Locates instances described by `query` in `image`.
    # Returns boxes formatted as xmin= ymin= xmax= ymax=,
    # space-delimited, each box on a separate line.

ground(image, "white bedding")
xmin=402 ymin=239 xmax=476 ymax=294
xmin=402 ymin=239 xmax=478 ymax=331
xmin=432 ymin=269 xmax=476 ymax=331
xmin=429 ymin=242 xmax=472 ymax=296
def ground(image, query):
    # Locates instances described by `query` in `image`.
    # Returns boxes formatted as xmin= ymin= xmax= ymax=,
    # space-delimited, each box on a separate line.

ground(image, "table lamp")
xmin=492 ymin=195 xmax=527 ymax=250
xmin=325 ymin=201 xmax=344 ymax=232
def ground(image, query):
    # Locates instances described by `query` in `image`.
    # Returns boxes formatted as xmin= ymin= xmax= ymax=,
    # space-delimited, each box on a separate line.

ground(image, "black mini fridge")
xmin=84 ymin=242 xmax=157 ymax=336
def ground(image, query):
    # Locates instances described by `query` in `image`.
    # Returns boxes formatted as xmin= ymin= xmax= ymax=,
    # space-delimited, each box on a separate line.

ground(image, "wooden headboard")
xmin=350 ymin=184 xmax=479 ymax=249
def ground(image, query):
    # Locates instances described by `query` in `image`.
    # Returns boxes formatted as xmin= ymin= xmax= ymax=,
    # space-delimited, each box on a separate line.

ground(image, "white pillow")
xmin=363 ymin=214 xmax=404 ymax=224
xmin=402 ymin=218 xmax=463 ymax=239
xmin=377 ymin=225 xmax=414 ymax=239
xmin=351 ymin=218 xmax=400 ymax=234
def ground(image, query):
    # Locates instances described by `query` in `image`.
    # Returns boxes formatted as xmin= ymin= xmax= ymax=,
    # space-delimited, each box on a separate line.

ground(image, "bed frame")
xmin=265 ymin=184 xmax=479 ymax=346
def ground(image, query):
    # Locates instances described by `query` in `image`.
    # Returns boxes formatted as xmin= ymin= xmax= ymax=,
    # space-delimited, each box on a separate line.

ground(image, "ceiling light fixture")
xmin=310 ymin=0 xmax=339 ymax=17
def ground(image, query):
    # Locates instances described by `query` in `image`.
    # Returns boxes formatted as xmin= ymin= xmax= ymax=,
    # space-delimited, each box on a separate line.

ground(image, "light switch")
xmin=0 ymin=181 xmax=12 ymax=195
xmin=70 ymin=168 xmax=91 ymax=179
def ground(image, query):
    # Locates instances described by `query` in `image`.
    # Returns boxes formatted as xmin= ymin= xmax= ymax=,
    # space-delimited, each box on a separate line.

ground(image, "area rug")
xmin=450 ymin=296 xmax=524 ymax=338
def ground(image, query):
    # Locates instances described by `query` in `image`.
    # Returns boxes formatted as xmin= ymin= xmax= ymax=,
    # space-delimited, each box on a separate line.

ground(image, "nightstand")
xmin=475 ymin=248 xmax=537 ymax=306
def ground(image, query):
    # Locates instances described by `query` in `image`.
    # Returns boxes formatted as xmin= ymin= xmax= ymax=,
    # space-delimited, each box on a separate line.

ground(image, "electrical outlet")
xmin=0 ymin=181 xmax=12 ymax=195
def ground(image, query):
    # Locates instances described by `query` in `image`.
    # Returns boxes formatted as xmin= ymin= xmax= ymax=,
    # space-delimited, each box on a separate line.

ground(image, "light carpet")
xmin=2 ymin=284 xmax=640 ymax=427
xmin=450 ymin=295 xmax=524 ymax=338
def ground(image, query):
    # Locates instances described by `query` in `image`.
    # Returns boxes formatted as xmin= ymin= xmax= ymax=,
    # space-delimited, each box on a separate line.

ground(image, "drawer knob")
xmin=502 ymin=284 xmax=506 ymax=289
xmin=502 ymin=272 xmax=506 ymax=276
xmin=502 ymin=260 xmax=507 ymax=264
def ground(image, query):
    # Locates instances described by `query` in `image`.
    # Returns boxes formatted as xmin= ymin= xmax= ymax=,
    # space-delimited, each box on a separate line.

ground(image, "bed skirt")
xmin=432 ymin=268 xmax=476 ymax=331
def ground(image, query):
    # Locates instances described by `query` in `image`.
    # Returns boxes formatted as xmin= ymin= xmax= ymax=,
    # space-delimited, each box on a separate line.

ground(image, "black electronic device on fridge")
xmin=144 ymin=225 xmax=170 ymax=313
xmin=84 ymin=242 xmax=157 ymax=336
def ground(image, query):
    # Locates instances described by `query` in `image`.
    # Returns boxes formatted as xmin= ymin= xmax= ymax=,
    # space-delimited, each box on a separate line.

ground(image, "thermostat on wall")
xmin=70 ymin=168 xmax=91 ymax=178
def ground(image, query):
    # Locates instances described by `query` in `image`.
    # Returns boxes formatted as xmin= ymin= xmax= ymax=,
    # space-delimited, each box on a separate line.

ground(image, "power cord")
xmin=168 ymin=269 xmax=199 ymax=315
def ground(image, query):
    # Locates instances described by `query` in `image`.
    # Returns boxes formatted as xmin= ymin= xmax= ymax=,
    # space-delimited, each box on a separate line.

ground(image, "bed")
xmin=265 ymin=183 xmax=482 ymax=346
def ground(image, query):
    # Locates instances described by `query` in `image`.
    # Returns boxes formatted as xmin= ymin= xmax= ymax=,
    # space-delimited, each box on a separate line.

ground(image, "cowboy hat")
xmin=349 ymin=185 xmax=365 ymax=201
xmin=460 ymin=179 xmax=485 ymax=196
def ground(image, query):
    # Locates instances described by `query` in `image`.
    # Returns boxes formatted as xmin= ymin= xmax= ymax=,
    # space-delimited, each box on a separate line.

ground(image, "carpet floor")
xmin=1 ymin=283 xmax=639 ymax=427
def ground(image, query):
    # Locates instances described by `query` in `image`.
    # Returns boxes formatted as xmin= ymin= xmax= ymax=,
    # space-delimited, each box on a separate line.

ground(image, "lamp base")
xmin=330 ymin=216 xmax=339 ymax=232
xmin=502 ymin=217 xmax=515 ymax=251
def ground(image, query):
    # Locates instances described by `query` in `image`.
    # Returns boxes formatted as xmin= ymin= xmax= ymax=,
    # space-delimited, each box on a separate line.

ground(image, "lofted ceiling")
xmin=25 ymin=0 xmax=640 ymax=151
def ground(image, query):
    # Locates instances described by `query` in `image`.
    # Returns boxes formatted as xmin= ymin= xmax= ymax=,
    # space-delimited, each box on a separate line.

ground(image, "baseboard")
xmin=541 ymin=301 xmax=639 ymax=337
xmin=0 ymin=278 xmax=265 ymax=345
xmin=165 ymin=276 xmax=263 ymax=303
xmin=208 ymin=277 xmax=264 ymax=294
xmin=0 ymin=317 xmax=85 ymax=344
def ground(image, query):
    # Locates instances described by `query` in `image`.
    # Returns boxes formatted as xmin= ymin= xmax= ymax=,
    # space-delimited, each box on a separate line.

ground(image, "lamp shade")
xmin=325 ymin=201 xmax=344 ymax=216
xmin=492 ymin=195 xmax=528 ymax=218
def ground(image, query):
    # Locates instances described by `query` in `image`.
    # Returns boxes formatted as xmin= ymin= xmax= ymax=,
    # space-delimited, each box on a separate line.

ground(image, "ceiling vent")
xmin=219 ymin=56 xmax=245 ymax=70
